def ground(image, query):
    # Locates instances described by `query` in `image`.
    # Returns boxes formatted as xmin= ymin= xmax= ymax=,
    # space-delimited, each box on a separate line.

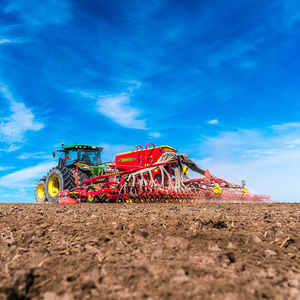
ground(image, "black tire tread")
xmin=35 ymin=179 xmax=47 ymax=203
xmin=45 ymin=166 xmax=76 ymax=203
xmin=73 ymin=169 xmax=89 ymax=188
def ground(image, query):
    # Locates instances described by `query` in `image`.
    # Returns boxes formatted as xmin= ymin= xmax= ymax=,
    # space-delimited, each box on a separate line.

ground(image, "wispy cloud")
xmin=17 ymin=152 xmax=51 ymax=160
xmin=203 ymin=0 xmax=300 ymax=71
xmin=125 ymin=81 xmax=142 ymax=92
xmin=72 ymin=82 xmax=147 ymax=130
xmin=0 ymin=38 xmax=15 ymax=45
xmin=0 ymin=84 xmax=44 ymax=144
xmin=0 ymin=166 xmax=15 ymax=171
xmin=4 ymin=0 xmax=71 ymax=27
xmin=149 ymin=132 xmax=161 ymax=138
xmin=208 ymin=119 xmax=218 ymax=125
xmin=0 ymin=145 xmax=21 ymax=153
xmin=0 ymin=161 xmax=55 ymax=189
xmin=269 ymin=122 xmax=300 ymax=130
xmin=97 ymin=93 xmax=147 ymax=130
xmin=197 ymin=124 xmax=300 ymax=202
xmin=0 ymin=38 xmax=26 ymax=45
xmin=208 ymin=40 xmax=257 ymax=69
xmin=0 ymin=84 xmax=14 ymax=100
xmin=0 ymin=187 xmax=32 ymax=203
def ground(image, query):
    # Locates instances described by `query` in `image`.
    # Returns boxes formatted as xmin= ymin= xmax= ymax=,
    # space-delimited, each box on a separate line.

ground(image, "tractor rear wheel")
xmin=35 ymin=179 xmax=47 ymax=203
xmin=74 ymin=169 xmax=89 ymax=187
xmin=45 ymin=167 xmax=75 ymax=203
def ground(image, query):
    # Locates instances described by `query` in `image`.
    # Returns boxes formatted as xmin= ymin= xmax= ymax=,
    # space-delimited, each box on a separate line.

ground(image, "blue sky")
xmin=0 ymin=0 xmax=300 ymax=202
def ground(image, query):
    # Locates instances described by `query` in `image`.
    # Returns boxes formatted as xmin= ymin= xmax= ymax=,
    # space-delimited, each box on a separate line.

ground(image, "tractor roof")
xmin=63 ymin=144 xmax=103 ymax=151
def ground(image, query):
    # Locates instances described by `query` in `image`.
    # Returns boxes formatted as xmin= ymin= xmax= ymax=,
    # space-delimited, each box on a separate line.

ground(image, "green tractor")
xmin=35 ymin=144 xmax=107 ymax=203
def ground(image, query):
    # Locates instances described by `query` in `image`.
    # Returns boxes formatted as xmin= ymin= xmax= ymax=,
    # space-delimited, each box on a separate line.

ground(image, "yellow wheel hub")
xmin=213 ymin=186 xmax=222 ymax=195
xmin=87 ymin=189 xmax=94 ymax=202
xmin=242 ymin=187 xmax=248 ymax=196
xmin=183 ymin=165 xmax=189 ymax=175
xmin=48 ymin=175 xmax=61 ymax=197
xmin=37 ymin=184 xmax=45 ymax=199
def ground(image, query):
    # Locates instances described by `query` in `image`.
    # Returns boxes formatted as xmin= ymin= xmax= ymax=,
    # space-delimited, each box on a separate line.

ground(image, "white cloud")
xmin=0 ymin=190 xmax=32 ymax=203
xmin=0 ymin=38 xmax=26 ymax=45
xmin=0 ymin=166 xmax=15 ymax=171
xmin=0 ymin=85 xmax=44 ymax=143
xmin=0 ymin=145 xmax=22 ymax=153
xmin=4 ymin=0 xmax=71 ymax=26
xmin=0 ymin=160 xmax=55 ymax=203
xmin=75 ymin=88 xmax=147 ymax=130
xmin=0 ymin=161 xmax=55 ymax=189
xmin=149 ymin=132 xmax=161 ymax=138
xmin=0 ymin=85 xmax=14 ymax=101
xmin=97 ymin=93 xmax=146 ymax=130
xmin=209 ymin=40 xmax=257 ymax=69
xmin=208 ymin=119 xmax=218 ymax=125
xmin=0 ymin=38 xmax=13 ymax=44
xmin=17 ymin=152 xmax=51 ymax=160
xmin=269 ymin=122 xmax=300 ymax=130
xmin=125 ymin=81 xmax=142 ymax=92
xmin=197 ymin=125 xmax=300 ymax=203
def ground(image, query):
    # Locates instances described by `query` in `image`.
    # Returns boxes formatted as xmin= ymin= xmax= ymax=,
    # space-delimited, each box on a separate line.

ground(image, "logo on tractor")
xmin=118 ymin=157 xmax=136 ymax=162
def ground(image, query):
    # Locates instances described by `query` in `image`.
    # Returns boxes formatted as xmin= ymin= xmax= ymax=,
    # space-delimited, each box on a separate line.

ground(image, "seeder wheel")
xmin=117 ymin=195 xmax=125 ymax=203
xmin=86 ymin=186 xmax=96 ymax=203
xmin=213 ymin=186 xmax=222 ymax=195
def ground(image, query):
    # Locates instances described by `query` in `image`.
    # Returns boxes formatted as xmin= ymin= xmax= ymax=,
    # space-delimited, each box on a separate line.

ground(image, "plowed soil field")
xmin=0 ymin=203 xmax=299 ymax=300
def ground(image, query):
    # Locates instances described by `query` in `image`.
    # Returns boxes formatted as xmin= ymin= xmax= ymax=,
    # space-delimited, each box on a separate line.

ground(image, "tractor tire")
xmin=73 ymin=169 xmax=89 ymax=188
xmin=45 ymin=167 xmax=75 ymax=203
xmin=35 ymin=179 xmax=47 ymax=203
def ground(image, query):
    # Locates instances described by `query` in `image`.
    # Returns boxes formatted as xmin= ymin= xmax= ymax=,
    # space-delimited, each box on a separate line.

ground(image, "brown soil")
xmin=0 ymin=203 xmax=299 ymax=300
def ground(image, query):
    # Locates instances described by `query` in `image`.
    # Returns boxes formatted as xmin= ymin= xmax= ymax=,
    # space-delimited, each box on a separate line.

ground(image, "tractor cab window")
xmin=80 ymin=150 xmax=101 ymax=166
xmin=65 ymin=150 xmax=79 ymax=165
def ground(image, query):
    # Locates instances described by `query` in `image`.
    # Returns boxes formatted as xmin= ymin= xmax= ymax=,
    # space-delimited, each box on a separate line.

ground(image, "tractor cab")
xmin=54 ymin=144 xmax=103 ymax=166
xmin=79 ymin=149 xmax=101 ymax=166
xmin=65 ymin=145 xmax=103 ymax=166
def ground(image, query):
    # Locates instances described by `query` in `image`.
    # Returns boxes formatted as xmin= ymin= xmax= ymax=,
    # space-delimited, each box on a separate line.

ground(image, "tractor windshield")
xmin=80 ymin=150 xmax=102 ymax=166
xmin=65 ymin=150 xmax=78 ymax=166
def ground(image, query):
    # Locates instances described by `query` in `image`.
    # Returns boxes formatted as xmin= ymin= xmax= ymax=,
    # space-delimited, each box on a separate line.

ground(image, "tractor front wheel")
xmin=35 ymin=179 xmax=47 ymax=203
